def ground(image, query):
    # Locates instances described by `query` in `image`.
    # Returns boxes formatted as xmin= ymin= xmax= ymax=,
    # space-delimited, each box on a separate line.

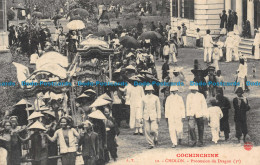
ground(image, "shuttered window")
xmin=0 ymin=0 xmax=4 ymax=30
xmin=172 ymin=0 xmax=178 ymax=17
xmin=183 ymin=0 xmax=194 ymax=20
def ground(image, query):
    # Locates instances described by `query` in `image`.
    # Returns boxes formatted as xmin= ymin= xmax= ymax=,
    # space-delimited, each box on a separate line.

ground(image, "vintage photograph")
xmin=0 ymin=0 xmax=259 ymax=164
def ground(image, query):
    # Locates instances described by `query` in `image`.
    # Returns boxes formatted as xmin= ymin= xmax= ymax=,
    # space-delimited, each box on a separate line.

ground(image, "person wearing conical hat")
xmin=165 ymin=86 xmax=185 ymax=148
xmin=128 ymin=76 xmax=145 ymax=135
xmin=186 ymin=85 xmax=208 ymax=147
xmin=142 ymin=85 xmax=161 ymax=149
xmin=233 ymin=87 xmax=250 ymax=144
xmin=20 ymin=120 xmax=49 ymax=165
xmin=46 ymin=116 xmax=80 ymax=165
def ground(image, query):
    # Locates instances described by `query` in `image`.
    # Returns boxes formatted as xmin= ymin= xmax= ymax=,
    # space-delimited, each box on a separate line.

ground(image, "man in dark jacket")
xmin=227 ymin=10 xmax=234 ymax=32
xmin=78 ymin=120 xmax=99 ymax=165
xmin=219 ymin=10 xmax=227 ymax=29
xmin=233 ymin=87 xmax=250 ymax=143
xmin=216 ymin=91 xmax=231 ymax=140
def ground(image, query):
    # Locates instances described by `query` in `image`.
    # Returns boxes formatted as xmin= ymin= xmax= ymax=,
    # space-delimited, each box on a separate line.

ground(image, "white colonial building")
xmin=170 ymin=0 xmax=260 ymax=37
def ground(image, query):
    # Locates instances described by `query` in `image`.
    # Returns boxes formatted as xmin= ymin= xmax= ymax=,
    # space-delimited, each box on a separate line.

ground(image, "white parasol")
xmin=67 ymin=20 xmax=85 ymax=30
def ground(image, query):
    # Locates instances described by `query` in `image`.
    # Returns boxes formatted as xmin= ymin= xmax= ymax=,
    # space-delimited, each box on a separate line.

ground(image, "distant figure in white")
xmin=203 ymin=29 xmax=214 ymax=63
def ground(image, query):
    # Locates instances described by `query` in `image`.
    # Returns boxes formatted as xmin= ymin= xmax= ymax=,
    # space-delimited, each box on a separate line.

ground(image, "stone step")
xmin=239 ymin=45 xmax=253 ymax=50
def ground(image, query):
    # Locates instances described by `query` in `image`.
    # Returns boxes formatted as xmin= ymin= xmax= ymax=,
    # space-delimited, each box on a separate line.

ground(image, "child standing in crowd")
xmin=208 ymin=99 xmax=223 ymax=144
xmin=196 ymin=28 xmax=201 ymax=48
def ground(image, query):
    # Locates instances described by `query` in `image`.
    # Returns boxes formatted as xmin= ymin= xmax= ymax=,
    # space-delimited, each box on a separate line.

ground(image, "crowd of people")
xmin=1 ymin=8 xmax=257 ymax=165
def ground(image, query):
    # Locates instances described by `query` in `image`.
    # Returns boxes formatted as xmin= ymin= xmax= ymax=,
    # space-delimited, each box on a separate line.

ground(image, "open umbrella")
xmin=32 ymin=11 xmax=43 ymax=18
xmin=67 ymin=20 xmax=85 ymax=30
xmin=119 ymin=36 xmax=140 ymax=49
xmin=97 ymin=26 xmax=113 ymax=36
xmin=71 ymin=8 xmax=89 ymax=17
xmin=138 ymin=31 xmax=162 ymax=45
xmin=69 ymin=15 xmax=84 ymax=21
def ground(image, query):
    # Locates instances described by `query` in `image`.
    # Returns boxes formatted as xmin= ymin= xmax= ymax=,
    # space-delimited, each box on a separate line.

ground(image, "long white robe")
xmin=129 ymin=86 xmax=144 ymax=128
xmin=165 ymin=94 xmax=185 ymax=145
xmin=208 ymin=106 xmax=223 ymax=143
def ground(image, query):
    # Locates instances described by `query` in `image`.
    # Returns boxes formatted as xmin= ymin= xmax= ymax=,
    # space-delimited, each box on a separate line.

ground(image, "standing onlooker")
xmin=161 ymin=57 xmax=169 ymax=80
xmin=208 ymin=99 xmax=223 ymax=144
xmin=117 ymin=21 xmax=123 ymax=37
xmin=225 ymin=32 xmax=234 ymax=62
xmin=78 ymin=120 xmax=99 ymax=165
xmin=150 ymin=21 xmax=157 ymax=31
xmin=169 ymin=39 xmax=178 ymax=64
xmin=181 ymin=23 xmax=187 ymax=47
xmin=233 ymin=87 xmax=250 ymax=143
xmin=196 ymin=28 xmax=201 ymax=48
xmin=142 ymin=85 xmax=161 ymax=149
xmin=227 ymin=10 xmax=234 ymax=32
xmin=176 ymin=26 xmax=182 ymax=46
xmin=163 ymin=42 xmax=170 ymax=62
xmin=186 ymin=85 xmax=208 ymax=147
xmin=165 ymin=86 xmax=185 ymax=148
xmin=236 ymin=56 xmax=247 ymax=91
xmin=233 ymin=30 xmax=241 ymax=61
xmin=233 ymin=11 xmax=238 ymax=26
xmin=137 ymin=18 xmax=144 ymax=36
xmin=219 ymin=10 xmax=227 ymax=29
xmin=216 ymin=92 xmax=231 ymax=140
xmin=203 ymin=30 xmax=214 ymax=63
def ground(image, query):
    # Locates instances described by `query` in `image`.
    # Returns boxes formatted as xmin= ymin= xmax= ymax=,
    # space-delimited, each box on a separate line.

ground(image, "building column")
xmin=247 ymin=0 xmax=254 ymax=37
xmin=225 ymin=0 xmax=232 ymax=11
xmin=236 ymin=0 xmax=243 ymax=33
xmin=178 ymin=0 xmax=181 ymax=17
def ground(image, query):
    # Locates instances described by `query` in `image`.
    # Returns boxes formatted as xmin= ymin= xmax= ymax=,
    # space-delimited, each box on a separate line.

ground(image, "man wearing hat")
xmin=233 ymin=87 xmax=250 ymax=143
xmin=165 ymin=86 xmax=185 ymax=148
xmin=142 ymin=85 xmax=161 ymax=149
xmin=219 ymin=10 xmax=227 ymax=29
xmin=186 ymin=85 xmax=208 ymax=147
xmin=130 ymin=76 xmax=145 ymax=135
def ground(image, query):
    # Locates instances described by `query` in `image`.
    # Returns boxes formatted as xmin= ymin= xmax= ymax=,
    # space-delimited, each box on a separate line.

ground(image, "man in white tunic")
xmin=203 ymin=29 xmax=214 ymax=63
xmin=208 ymin=99 xmax=223 ymax=144
xmin=165 ymin=86 xmax=185 ymax=148
xmin=142 ymin=85 xmax=161 ymax=149
xmin=186 ymin=85 xmax=208 ymax=147
xmin=128 ymin=76 xmax=145 ymax=135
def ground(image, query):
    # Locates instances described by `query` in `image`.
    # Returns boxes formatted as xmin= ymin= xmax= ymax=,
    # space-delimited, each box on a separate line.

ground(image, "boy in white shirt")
xmin=208 ymin=99 xmax=223 ymax=144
